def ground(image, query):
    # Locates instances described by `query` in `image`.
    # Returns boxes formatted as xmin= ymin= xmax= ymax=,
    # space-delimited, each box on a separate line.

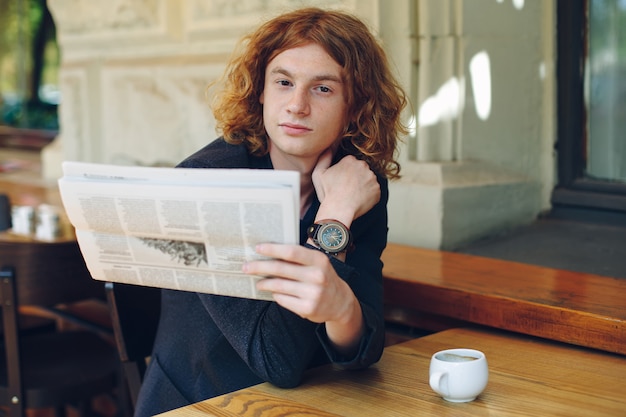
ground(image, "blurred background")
xmin=1 ymin=0 xmax=625 ymax=276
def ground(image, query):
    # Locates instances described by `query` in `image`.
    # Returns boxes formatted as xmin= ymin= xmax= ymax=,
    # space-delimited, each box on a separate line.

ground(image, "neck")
xmin=269 ymin=146 xmax=316 ymax=218
xmin=299 ymin=175 xmax=315 ymax=218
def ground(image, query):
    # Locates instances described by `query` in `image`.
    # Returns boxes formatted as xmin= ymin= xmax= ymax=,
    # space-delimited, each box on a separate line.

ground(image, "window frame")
xmin=552 ymin=0 xmax=626 ymax=225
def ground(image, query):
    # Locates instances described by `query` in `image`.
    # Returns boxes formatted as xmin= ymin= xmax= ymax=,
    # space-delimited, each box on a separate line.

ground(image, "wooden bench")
xmin=381 ymin=243 xmax=626 ymax=355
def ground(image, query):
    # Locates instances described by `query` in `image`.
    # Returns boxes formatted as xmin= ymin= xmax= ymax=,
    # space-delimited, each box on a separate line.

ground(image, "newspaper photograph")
xmin=58 ymin=161 xmax=300 ymax=301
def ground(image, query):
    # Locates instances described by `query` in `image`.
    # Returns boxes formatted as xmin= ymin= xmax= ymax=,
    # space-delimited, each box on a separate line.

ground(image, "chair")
xmin=105 ymin=282 xmax=161 ymax=414
xmin=0 ymin=238 xmax=119 ymax=417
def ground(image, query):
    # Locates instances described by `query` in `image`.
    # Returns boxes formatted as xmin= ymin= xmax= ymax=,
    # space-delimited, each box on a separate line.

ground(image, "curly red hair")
xmin=211 ymin=7 xmax=408 ymax=179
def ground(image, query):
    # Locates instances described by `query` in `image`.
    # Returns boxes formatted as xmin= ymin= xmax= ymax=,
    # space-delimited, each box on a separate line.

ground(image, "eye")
xmin=277 ymin=79 xmax=292 ymax=87
xmin=317 ymin=85 xmax=332 ymax=93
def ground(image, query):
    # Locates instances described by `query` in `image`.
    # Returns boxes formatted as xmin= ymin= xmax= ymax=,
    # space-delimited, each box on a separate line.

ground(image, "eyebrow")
xmin=270 ymin=67 xmax=343 ymax=84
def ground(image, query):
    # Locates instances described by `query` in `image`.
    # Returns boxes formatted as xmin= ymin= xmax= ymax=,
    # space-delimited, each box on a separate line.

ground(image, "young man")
xmin=135 ymin=7 xmax=408 ymax=416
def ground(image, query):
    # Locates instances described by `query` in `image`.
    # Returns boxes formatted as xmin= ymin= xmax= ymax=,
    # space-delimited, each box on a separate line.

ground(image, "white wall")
xmin=384 ymin=0 xmax=555 ymax=249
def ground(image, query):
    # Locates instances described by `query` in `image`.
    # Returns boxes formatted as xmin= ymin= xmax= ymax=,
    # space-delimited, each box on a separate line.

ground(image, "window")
xmin=554 ymin=0 xmax=626 ymax=225
xmin=587 ymin=0 xmax=626 ymax=183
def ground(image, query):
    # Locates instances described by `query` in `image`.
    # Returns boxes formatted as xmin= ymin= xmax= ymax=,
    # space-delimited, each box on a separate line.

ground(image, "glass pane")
xmin=587 ymin=0 xmax=626 ymax=183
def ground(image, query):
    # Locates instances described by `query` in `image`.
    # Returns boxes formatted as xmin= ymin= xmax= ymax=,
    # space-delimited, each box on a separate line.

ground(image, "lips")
xmin=280 ymin=123 xmax=312 ymax=135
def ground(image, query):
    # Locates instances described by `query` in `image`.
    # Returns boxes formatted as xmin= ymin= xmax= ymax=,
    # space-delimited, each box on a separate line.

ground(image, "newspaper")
xmin=58 ymin=161 xmax=300 ymax=301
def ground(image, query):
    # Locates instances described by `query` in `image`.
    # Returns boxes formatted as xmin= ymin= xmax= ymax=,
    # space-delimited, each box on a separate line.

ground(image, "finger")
xmin=258 ymin=281 xmax=322 ymax=322
xmin=256 ymin=276 xmax=303 ymax=295
xmin=253 ymin=243 xmax=325 ymax=266
xmin=244 ymin=258 xmax=304 ymax=281
xmin=272 ymin=293 xmax=321 ymax=322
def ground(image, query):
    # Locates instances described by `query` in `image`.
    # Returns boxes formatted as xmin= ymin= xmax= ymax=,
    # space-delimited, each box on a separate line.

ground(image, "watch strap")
xmin=307 ymin=219 xmax=354 ymax=255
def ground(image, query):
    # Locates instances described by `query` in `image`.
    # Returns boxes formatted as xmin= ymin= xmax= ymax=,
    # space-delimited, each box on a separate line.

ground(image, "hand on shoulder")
xmin=312 ymin=148 xmax=381 ymax=226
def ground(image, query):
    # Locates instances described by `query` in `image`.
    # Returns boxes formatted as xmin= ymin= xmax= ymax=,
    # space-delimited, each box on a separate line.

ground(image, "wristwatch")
xmin=307 ymin=219 xmax=353 ymax=255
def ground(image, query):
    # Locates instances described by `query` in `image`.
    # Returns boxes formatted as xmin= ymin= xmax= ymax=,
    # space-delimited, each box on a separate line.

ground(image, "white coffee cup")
xmin=429 ymin=348 xmax=488 ymax=402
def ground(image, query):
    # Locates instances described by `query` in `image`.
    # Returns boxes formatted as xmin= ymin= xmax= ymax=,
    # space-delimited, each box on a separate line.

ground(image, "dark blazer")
xmin=134 ymin=138 xmax=388 ymax=417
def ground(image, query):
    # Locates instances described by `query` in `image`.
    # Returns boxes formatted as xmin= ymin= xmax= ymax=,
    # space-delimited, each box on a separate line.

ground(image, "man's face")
xmin=260 ymin=43 xmax=349 ymax=172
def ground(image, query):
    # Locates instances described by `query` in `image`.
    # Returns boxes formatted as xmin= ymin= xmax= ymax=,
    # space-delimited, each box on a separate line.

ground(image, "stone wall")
xmin=45 ymin=0 xmax=370 ymax=169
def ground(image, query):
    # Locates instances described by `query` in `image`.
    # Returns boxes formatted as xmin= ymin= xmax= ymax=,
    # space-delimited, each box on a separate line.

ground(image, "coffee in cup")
xmin=429 ymin=348 xmax=488 ymax=402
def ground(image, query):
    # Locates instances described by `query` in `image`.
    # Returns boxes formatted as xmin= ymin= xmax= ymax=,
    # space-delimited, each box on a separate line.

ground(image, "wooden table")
xmin=157 ymin=327 xmax=626 ymax=416
xmin=0 ymin=175 xmax=97 ymax=300
xmin=0 ymin=176 xmax=111 ymax=335
xmin=382 ymin=243 xmax=626 ymax=355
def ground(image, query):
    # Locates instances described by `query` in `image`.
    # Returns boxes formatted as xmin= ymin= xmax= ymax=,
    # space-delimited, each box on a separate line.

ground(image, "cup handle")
xmin=429 ymin=372 xmax=449 ymax=397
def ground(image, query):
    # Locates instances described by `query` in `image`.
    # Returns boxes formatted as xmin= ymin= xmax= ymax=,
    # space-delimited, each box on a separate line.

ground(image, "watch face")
xmin=319 ymin=223 xmax=349 ymax=252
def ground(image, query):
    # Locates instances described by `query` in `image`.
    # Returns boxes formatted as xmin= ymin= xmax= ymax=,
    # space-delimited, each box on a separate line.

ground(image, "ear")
xmin=259 ymin=90 xmax=265 ymax=104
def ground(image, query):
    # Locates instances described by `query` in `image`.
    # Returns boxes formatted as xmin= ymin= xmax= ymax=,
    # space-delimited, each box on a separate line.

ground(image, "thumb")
xmin=312 ymin=147 xmax=333 ymax=179
xmin=311 ymin=147 xmax=334 ymax=201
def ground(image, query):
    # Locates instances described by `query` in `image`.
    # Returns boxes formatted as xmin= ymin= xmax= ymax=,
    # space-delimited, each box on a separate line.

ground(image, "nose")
xmin=286 ymin=87 xmax=310 ymax=115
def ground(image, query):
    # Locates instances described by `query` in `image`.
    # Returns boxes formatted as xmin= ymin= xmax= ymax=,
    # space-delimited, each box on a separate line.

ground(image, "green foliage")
xmin=1 ymin=100 xmax=58 ymax=130
xmin=0 ymin=0 xmax=58 ymax=130
xmin=589 ymin=0 xmax=626 ymax=61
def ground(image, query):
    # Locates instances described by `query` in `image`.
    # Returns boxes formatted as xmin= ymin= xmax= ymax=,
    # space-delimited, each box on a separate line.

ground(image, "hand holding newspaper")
xmin=58 ymin=161 xmax=300 ymax=301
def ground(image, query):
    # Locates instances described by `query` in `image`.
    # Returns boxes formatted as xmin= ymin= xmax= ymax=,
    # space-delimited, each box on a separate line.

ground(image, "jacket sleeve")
xmin=315 ymin=178 xmax=388 ymax=369
xmin=177 ymin=141 xmax=388 ymax=386
xmin=194 ymin=179 xmax=388 ymax=387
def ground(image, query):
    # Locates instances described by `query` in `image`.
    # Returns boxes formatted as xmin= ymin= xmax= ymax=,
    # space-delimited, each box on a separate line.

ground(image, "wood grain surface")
xmin=382 ymin=243 xmax=626 ymax=355
xmin=159 ymin=327 xmax=626 ymax=416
